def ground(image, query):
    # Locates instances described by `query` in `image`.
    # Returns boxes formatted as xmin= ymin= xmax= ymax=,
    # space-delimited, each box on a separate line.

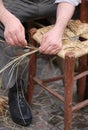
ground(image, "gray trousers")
xmin=0 ymin=0 xmax=56 ymax=89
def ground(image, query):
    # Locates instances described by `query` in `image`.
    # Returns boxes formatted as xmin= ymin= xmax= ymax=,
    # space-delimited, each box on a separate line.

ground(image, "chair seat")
xmin=32 ymin=20 xmax=88 ymax=58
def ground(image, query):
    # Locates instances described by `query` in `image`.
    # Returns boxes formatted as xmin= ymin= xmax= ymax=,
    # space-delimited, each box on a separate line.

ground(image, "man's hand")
xmin=39 ymin=2 xmax=75 ymax=55
xmin=4 ymin=16 xmax=27 ymax=46
xmin=39 ymin=26 xmax=62 ymax=55
xmin=1 ymin=10 xmax=27 ymax=46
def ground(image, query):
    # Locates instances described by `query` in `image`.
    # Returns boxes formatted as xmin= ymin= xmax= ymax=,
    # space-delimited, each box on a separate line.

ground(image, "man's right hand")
xmin=0 ymin=9 xmax=27 ymax=46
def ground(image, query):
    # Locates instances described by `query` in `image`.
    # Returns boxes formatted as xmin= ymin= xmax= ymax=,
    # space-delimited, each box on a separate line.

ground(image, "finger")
xmin=42 ymin=34 xmax=47 ymax=43
xmin=41 ymin=45 xmax=53 ymax=54
xmin=42 ymin=44 xmax=60 ymax=54
xmin=40 ymin=35 xmax=47 ymax=48
xmin=5 ymin=36 xmax=16 ymax=46
xmin=39 ymin=40 xmax=51 ymax=53
xmin=16 ymin=29 xmax=27 ymax=46
xmin=4 ymin=33 xmax=13 ymax=45
xmin=5 ymin=31 xmax=22 ymax=46
xmin=13 ymin=35 xmax=25 ymax=46
xmin=48 ymin=48 xmax=61 ymax=55
xmin=11 ymin=34 xmax=21 ymax=46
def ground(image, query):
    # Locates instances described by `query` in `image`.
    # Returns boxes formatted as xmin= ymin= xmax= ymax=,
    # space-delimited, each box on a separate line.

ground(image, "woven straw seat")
xmin=32 ymin=20 xmax=88 ymax=58
xmin=28 ymin=19 xmax=88 ymax=130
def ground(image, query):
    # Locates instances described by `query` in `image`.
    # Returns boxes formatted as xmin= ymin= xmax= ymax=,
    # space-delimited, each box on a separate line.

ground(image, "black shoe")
xmin=8 ymin=79 xmax=32 ymax=126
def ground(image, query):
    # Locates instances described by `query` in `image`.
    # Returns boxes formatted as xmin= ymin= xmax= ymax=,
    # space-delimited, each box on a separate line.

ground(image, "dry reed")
xmin=0 ymin=39 xmax=39 ymax=74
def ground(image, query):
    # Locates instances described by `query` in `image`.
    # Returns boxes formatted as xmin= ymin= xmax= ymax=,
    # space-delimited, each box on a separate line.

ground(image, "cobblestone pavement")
xmin=0 ymin=56 xmax=88 ymax=130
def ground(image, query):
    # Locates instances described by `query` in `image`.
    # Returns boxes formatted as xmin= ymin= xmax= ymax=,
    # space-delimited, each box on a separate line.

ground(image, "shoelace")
xmin=17 ymin=89 xmax=27 ymax=125
xmin=18 ymin=92 xmax=26 ymax=106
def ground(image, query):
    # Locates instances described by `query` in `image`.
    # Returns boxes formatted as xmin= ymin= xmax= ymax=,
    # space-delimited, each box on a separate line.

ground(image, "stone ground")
xmin=0 ymin=55 xmax=88 ymax=130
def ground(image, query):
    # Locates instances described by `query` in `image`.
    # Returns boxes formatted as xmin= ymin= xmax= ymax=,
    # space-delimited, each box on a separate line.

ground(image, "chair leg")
xmin=80 ymin=0 xmax=88 ymax=23
xmin=27 ymin=28 xmax=38 ymax=105
xmin=64 ymin=55 xmax=75 ymax=130
xmin=77 ymin=55 xmax=87 ymax=101
xmin=27 ymin=52 xmax=37 ymax=105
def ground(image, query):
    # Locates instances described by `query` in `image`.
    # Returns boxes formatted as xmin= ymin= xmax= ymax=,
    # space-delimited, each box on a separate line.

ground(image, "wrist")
xmin=0 ymin=6 xmax=6 ymax=18
xmin=0 ymin=9 xmax=12 ymax=26
xmin=54 ymin=23 xmax=66 ymax=38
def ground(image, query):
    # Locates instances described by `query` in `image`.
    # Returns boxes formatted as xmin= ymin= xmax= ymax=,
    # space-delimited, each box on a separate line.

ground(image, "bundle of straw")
xmin=0 ymin=39 xmax=39 ymax=74
xmin=0 ymin=96 xmax=8 ymax=116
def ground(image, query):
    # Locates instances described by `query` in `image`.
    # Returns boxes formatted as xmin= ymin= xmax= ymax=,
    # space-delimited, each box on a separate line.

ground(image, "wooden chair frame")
xmin=27 ymin=1 xmax=88 ymax=130
xmin=27 ymin=29 xmax=88 ymax=130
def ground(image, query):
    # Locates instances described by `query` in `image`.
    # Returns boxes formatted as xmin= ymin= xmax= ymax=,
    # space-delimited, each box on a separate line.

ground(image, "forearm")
xmin=55 ymin=0 xmax=81 ymax=6
xmin=54 ymin=2 xmax=75 ymax=37
xmin=0 ymin=0 xmax=6 ymax=15
xmin=0 ymin=0 xmax=7 ymax=20
xmin=0 ymin=0 xmax=12 ymax=25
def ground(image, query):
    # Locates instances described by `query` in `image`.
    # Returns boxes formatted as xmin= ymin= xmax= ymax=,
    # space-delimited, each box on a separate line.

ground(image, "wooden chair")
xmin=27 ymin=1 xmax=88 ymax=130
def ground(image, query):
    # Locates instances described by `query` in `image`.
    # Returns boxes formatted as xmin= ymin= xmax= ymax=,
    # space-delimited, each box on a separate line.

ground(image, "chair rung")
xmin=74 ymin=70 xmax=88 ymax=80
xmin=33 ymin=77 xmax=64 ymax=102
xmin=72 ymin=99 xmax=88 ymax=112
xmin=42 ymin=75 xmax=64 ymax=83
